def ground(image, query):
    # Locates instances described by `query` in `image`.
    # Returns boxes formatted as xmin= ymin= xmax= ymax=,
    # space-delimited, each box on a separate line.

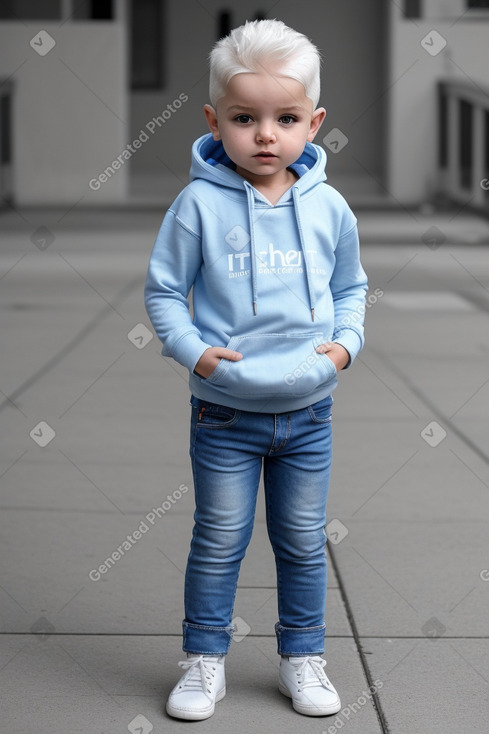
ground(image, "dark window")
xmin=468 ymin=1 xmax=489 ymax=8
xmin=0 ymin=0 xmax=61 ymax=20
xmin=1 ymin=92 xmax=12 ymax=164
xmin=485 ymin=111 xmax=489 ymax=197
xmin=0 ymin=0 xmax=115 ymax=21
xmin=459 ymin=99 xmax=473 ymax=189
xmin=438 ymin=85 xmax=448 ymax=170
xmin=72 ymin=0 xmax=114 ymax=20
xmin=218 ymin=10 xmax=232 ymax=39
xmin=131 ymin=0 xmax=163 ymax=90
xmin=403 ymin=0 xmax=421 ymax=18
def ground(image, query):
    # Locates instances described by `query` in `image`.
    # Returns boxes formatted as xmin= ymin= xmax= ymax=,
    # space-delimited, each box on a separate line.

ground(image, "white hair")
xmin=208 ymin=19 xmax=322 ymax=108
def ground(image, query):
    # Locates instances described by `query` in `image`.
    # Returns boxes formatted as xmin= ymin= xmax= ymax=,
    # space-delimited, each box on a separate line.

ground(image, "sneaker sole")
xmin=278 ymin=681 xmax=341 ymax=717
xmin=166 ymin=686 xmax=226 ymax=721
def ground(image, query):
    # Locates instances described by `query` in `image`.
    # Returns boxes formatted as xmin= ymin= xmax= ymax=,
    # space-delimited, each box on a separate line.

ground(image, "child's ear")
xmin=307 ymin=107 xmax=326 ymax=142
xmin=204 ymin=104 xmax=221 ymax=140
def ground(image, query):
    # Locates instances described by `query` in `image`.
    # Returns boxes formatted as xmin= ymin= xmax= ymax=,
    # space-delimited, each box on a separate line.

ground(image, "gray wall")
xmin=0 ymin=12 xmax=128 ymax=205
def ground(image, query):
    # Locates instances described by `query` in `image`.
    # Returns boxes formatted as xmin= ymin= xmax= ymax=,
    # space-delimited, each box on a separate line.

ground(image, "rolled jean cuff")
xmin=275 ymin=622 xmax=326 ymax=656
xmin=182 ymin=620 xmax=235 ymax=655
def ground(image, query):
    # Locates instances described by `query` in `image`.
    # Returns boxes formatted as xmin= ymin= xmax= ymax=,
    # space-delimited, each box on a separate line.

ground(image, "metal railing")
xmin=438 ymin=79 xmax=489 ymax=212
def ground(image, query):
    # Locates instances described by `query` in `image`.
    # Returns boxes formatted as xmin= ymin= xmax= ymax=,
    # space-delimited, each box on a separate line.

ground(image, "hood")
xmin=189 ymin=133 xmax=329 ymax=321
xmin=190 ymin=133 xmax=327 ymax=193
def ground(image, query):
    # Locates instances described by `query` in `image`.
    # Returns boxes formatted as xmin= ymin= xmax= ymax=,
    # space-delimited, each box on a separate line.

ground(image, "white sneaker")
xmin=166 ymin=654 xmax=226 ymax=720
xmin=279 ymin=655 xmax=341 ymax=716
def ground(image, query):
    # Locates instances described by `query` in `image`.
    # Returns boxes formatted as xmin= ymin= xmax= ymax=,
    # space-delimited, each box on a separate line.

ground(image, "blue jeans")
xmin=183 ymin=394 xmax=333 ymax=656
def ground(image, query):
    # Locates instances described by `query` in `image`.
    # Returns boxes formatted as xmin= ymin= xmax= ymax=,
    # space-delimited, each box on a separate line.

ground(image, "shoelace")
xmin=176 ymin=656 xmax=219 ymax=700
xmin=294 ymin=656 xmax=331 ymax=691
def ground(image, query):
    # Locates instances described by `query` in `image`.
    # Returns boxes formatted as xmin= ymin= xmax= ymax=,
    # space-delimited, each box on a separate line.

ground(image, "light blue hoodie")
xmin=145 ymin=133 xmax=368 ymax=413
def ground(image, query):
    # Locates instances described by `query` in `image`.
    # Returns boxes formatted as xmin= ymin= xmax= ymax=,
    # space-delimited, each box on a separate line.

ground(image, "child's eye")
xmin=279 ymin=115 xmax=297 ymax=124
xmin=234 ymin=114 xmax=253 ymax=124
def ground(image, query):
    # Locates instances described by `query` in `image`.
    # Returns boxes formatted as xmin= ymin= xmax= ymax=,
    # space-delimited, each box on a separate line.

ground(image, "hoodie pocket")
xmin=205 ymin=332 xmax=336 ymax=398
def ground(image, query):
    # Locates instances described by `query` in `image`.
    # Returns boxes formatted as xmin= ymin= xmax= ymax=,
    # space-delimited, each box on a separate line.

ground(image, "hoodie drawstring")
xmin=244 ymin=182 xmax=258 ymax=316
xmin=292 ymin=186 xmax=316 ymax=322
xmin=244 ymin=182 xmax=315 ymax=322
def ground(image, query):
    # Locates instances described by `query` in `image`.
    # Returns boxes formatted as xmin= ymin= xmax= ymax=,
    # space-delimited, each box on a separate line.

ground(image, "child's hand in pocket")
xmin=194 ymin=347 xmax=243 ymax=379
xmin=316 ymin=342 xmax=350 ymax=371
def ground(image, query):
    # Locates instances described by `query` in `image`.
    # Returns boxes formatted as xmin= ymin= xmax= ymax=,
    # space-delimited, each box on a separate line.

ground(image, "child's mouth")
xmin=255 ymin=152 xmax=276 ymax=158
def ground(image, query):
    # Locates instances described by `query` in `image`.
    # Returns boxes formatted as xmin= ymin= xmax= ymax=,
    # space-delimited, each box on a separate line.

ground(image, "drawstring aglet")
xmin=253 ymin=301 xmax=257 ymax=316
xmin=311 ymin=308 xmax=315 ymax=322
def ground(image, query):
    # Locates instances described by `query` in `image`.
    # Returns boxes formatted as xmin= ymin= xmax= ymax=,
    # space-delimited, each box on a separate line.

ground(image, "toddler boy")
xmin=145 ymin=18 xmax=368 ymax=720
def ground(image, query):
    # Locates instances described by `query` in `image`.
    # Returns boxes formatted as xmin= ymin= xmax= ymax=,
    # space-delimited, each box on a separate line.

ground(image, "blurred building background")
xmin=1 ymin=0 xmax=489 ymax=212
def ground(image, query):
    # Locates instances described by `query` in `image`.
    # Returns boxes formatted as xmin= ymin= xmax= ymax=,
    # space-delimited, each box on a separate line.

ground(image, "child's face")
xmin=204 ymin=71 xmax=325 ymax=188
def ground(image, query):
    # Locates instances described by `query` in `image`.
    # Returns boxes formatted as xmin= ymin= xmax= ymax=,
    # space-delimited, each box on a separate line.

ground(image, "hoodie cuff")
xmin=333 ymin=330 xmax=363 ymax=368
xmin=165 ymin=331 xmax=213 ymax=374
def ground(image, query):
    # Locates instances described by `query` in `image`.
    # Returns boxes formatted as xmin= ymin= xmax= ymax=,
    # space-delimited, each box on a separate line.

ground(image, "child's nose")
xmin=256 ymin=124 xmax=276 ymax=144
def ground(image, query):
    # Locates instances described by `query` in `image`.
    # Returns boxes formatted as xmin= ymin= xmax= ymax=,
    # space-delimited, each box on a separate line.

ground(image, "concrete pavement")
xmin=1 ymin=206 xmax=488 ymax=733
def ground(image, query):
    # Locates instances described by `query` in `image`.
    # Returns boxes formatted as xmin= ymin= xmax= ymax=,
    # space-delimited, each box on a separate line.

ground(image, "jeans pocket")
xmin=307 ymin=396 xmax=333 ymax=424
xmin=191 ymin=396 xmax=239 ymax=428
